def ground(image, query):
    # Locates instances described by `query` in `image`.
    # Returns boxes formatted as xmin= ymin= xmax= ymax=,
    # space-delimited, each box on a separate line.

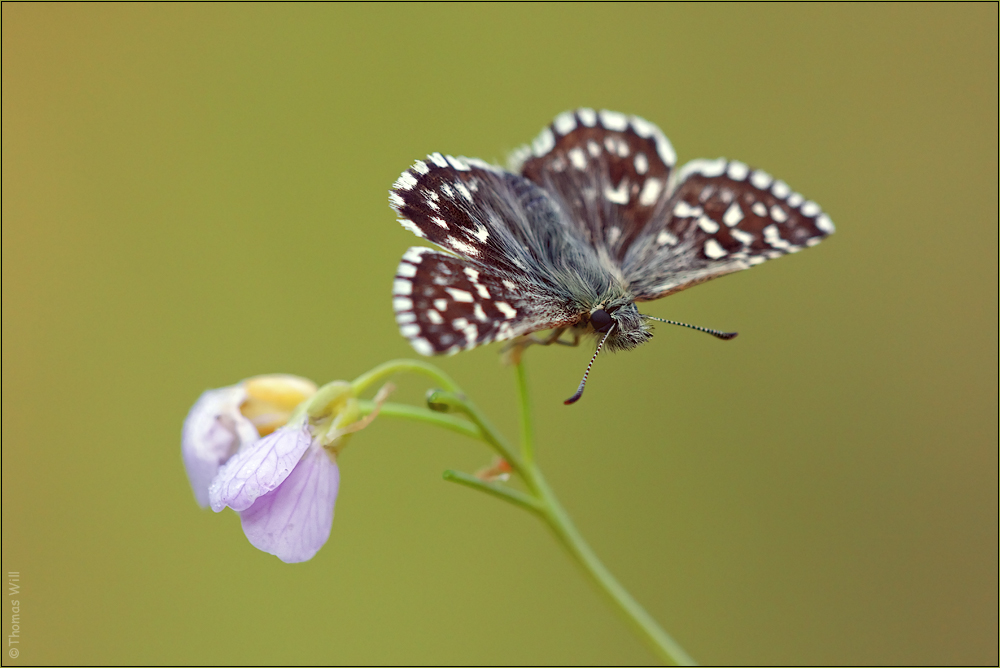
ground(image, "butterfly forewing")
xmin=516 ymin=109 xmax=677 ymax=262
xmin=624 ymin=159 xmax=835 ymax=300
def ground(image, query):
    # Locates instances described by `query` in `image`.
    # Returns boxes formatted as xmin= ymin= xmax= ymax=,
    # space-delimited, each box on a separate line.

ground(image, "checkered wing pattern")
xmin=623 ymin=159 xmax=835 ymax=300
xmin=515 ymin=108 xmax=677 ymax=262
xmin=389 ymin=154 xmax=582 ymax=355
xmin=388 ymin=110 xmax=835 ymax=357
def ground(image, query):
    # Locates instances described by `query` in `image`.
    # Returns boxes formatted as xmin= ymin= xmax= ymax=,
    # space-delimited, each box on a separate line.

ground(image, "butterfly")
xmin=388 ymin=109 xmax=834 ymax=402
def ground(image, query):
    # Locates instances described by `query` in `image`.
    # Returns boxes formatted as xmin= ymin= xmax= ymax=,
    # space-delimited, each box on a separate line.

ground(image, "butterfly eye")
xmin=590 ymin=308 xmax=613 ymax=333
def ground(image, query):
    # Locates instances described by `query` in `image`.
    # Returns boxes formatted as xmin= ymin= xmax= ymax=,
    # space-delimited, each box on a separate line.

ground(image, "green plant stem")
xmin=423 ymin=390 xmax=524 ymax=473
xmin=355 ymin=358 xmax=694 ymax=665
xmin=514 ymin=360 xmax=535 ymax=465
xmin=352 ymin=358 xmax=461 ymax=396
xmin=356 ymin=400 xmax=480 ymax=440
xmin=510 ymin=360 xmax=695 ymax=666
xmin=442 ymin=469 xmax=543 ymax=514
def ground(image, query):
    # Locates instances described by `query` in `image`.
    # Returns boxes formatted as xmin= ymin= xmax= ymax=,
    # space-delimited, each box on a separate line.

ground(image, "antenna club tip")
xmin=718 ymin=331 xmax=738 ymax=340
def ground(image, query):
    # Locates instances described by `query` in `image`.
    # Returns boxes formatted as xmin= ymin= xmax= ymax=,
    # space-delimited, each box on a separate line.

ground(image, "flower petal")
xmin=182 ymin=386 xmax=259 ymax=508
xmin=239 ymin=445 xmax=340 ymax=563
xmin=208 ymin=422 xmax=312 ymax=512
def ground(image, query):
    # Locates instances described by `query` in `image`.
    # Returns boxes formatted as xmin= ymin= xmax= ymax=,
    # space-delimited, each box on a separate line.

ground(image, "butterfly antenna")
xmin=564 ymin=326 xmax=614 ymax=405
xmin=643 ymin=315 xmax=738 ymax=340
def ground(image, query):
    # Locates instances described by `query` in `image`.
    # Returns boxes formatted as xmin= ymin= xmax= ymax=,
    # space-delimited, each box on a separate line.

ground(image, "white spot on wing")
xmin=393 ymin=279 xmax=412 ymax=295
xmin=394 ymin=172 xmax=417 ymax=190
xmin=411 ymin=160 xmax=429 ymax=175
xmin=474 ymin=283 xmax=490 ymax=299
xmin=604 ymin=181 xmax=629 ymax=204
xmin=697 ymin=215 xmax=720 ymax=234
xmin=449 ymin=238 xmax=479 ymax=256
xmin=533 ymin=128 xmax=555 ymax=156
xmin=433 ymin=298 xmax=448 ymax=311
xmin=463 ymin=267 xmax=480 ymax=282
xmin=638 ymin=178 xmax=662 ymax=206
xmin=704 ymin=238 xmax=727 ymax=259
xmin=816 ymin=214 xmax=836 ymax=234
xmin=427 ymin=310 xmax=444 ymax=325
xmin=801 ymin=201 xmax=821 ymax=216
xmin=429 ymin=153 xmax=449 ymax=168
xmin=393 ymin=297 xmax=413 ymax=311
xmin=607 ymin=227 xmax=622 ymax=244
xmin=473 ymin=303 xmax=488 ymax=322
xmin=763 ymin=224 xmax=792 ymax=250
xmin=502 ymin=279 xmax=517 ymax=291
xmin=787 ymin=192 xmax=804 ymax=207
xmin=410 ymin=337 xmax=433 ymax=356
xmin=731 ymin=228 xmax=754 ymax=245
xmin=629 ymin=115 xmax=676 ymax=166
xmin=462 ymin=323 xmax=478 ymax=347
xmin=771 ymin=180 xmax=790 ymax=199
xmin=388 ymin=192 xmax=405 ymax=208
xmin=750 ymin=170 xmax=773 ymax=189
xmin=472 ymin=226 xmax=489 ymax=242
xmin=568 ymin=147 xmax=587 ymax=170
xmin=403 ymin=247 xmax=429 ymax=263
xmin=396 ymin=312 xmax=416 ymax=324
xmin=577 ymin=108 xmax=597 ymax=126
xmin=553 ymin=112 xmax=577 ymax=135
xmin=599 ymin=109 xmax=628 ymax=130
xmin=727 ymin=161 xmax=749 ymax=180
xmin=445 ymin=288 xmax=474 ymax=302
xmin=400 ymin=324 xmax=420 ymax=337
xmin=397 ymin=263 xmax=417 ymax=278
xmin=657 ymin=230 xmax=678 ymax=246
xmin=587 ymin=140 xmax=600 ymax=157
xmin=770 ymin=205 xmax=789 ymax=223
xmin=673 ymin=201 xmax=702 ymax=218
xmin=397 ymin=218 xmax=424 ymax=239
xmin=677 ymin=158 xmax=727 ymax=181
xmin=455 ymin=182 xmax=473 ymax=201
xmin=446 ymin=155 xmax=470 ymax=171
xmin=723 ymin=202 xmax=744 ymax=226
xmin=431 ymin=216 xmax=449 ymax=229
xmin=634 ymin=153 xmax=648 ymax=174
xmin=496 ymin=301 xmax=517 ymax=319
xmin=752 ymin=201 xmax=767 ymax=216
xmin=629 ymin=115 xmax=655 ymax=137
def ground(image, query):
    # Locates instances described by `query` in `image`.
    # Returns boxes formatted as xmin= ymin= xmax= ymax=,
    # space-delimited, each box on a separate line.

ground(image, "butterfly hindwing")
xmin=392 ymin=247 xmax=580 ymax=355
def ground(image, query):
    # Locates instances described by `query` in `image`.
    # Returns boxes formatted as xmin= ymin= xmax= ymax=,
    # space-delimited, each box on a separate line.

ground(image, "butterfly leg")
xmin=501 ymin=328 xmax=582 ymax=364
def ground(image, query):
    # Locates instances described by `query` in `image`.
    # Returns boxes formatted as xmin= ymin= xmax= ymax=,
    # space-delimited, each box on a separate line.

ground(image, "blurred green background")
xmin=2 ymin=4 xmax=996 ymax=665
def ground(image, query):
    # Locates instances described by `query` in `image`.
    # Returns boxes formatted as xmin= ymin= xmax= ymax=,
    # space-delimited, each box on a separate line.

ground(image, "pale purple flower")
xmin=210 ymin=421 xmax=340 ymax=563
xmin=181 ymin=375 xmax=317 ymax=508
xmin=182 ymin=385 xmax=260 ymax=508
xmin=185 ymin=376 xmax=389 ymax=563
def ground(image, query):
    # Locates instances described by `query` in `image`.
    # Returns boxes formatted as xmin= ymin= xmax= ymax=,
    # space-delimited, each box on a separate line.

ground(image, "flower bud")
xmin=240 ymin=374 xmax=318 ymax=436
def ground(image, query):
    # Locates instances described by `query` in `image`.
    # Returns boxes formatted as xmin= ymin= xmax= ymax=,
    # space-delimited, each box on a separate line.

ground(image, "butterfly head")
xmin=585 ymin=300 xmax=652 ymax=353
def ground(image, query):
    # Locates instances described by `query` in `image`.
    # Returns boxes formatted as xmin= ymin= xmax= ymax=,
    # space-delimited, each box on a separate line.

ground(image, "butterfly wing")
xmin=389 ymin=155 xmax=585 ymax=355
xmin=514 ymin=108 xmax=677 ymax=263
xmin=623 ymin=159 xmax=835 ymax=301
